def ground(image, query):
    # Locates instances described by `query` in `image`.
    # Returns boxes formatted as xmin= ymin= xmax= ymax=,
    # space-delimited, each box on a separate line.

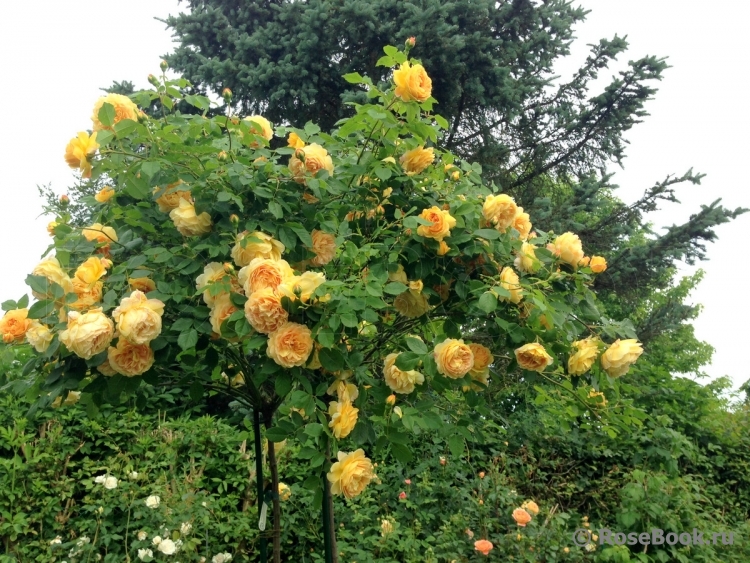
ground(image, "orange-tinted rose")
xmin=400 ymin=146 xmax=434 ymax=175
xmin=239 ymin=258 xmax=294 ymax=294
xmin=416 ymin=206 xmax=456 ymax=241
xmin=434 ymin=338 xmax=474 ymax=379
xmin=0 ymin=309 xmax=32 ymax=343
xmin=590 ymin=255 xmax=607 ymax=273
xmin=514 ymin=343 xmax=553 ymax=372
xmin=474 ymin=539 xmax=494 ymax=556
xmin=244 ymin=288 xmax=288 ymax=334
xmin=267 ymin=322 xmax=314 ymax=368
xmin=232 ymin=231 xmax=285 ymax=267
xmin=91 ymin=93 xmax=139 ymax=131
xmin=513 ymin=508 xmax=532 ymax=527
xmin=383 ymin=352 xmax=425 ymax=394
xmin=107 ymin=339 xmax=154 ymax=377
xmin=327 ymin=449 xmax=375 ymax=499
xmin=309 ymin=230 xmax=337 ymax=266
xmin=289 ymin=143 xmax=334 ymax=183
xmin=64 ymin=132 xmax=99 ymax=178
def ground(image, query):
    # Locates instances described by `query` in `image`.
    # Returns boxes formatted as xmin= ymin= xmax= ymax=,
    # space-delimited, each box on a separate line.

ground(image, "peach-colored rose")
xmin=91 ymin=93 xmax=139 ymax=131
xmin=64 ymin=132 xmax=99 ymax=178
xmin=244 ymin=288 xmax=288 ymax=334
xmin=287 ymin=132 xmax=305 ymax=149
xmin=97 ymin=359 xmax=117 ymax=376
xmin=436 ymin=240 xmax=450 ymax=256
xmin=243 ymin=115 xmax=274 ymax=144
xmin=112 ymin=290 xmax=165 ymax=345
xmin=400 ymin=146 xmax=434 ymax=175
xmin=0 ymin=309 xmax=32 ymax=343
xmin=278 ymin=271 xmax=326 ymax=302
xmin=393 ymin=289 xmax=430 ymax=318
xmin=107 ymin=339 xmax=154 ymax=377
xmin=499 ymin=267 xmax=523 ymax=304
xmin=309 ymin=230 xmax=337 ymax=266
xmin=94 ymin=186 xmax=115 ymax=203
xmin=196 ymin=262 xmax=230 ymax=305
xmin=289 ymin=143 xmax=334 ymax=183
xmin=209 ymin=293 xmax=238 ymax=336
xmin=579 ymin=256 xmax=591 ymax=268
xmin=31 ymin=256 xmax=74 ymax=299
xmin=267 ymin=322 xmax=314 ymax=368
xmin=328 ymin=381 xmax=359 ymax=402
xmin=416 ymin=206 xmax=456 ymax=241
xmin=25 ymin=320 xmax=53 ymax=352
xmin=474 ymin=539 xmax=494 ymax=556
xmin=231 ymin=231 xmax=285 ymax=267
xmin=514 ymin=343 xmax=553 ymax=372
xmin=154 ymin=181 xmax=192 ymax=212
xmin=128 ymin=277 xmax=156 ymax=293
xmin=82 ymin=223 xmax=118 ymax=245
xmin=513 ymin=508 xmax=532 ymax=526
xmin=600 ymin=339 xmax=643 ymax=378
xmin=568 ymin=337 xmax=600 ymax=376
xmin=59 ymin=308 xmax=114 ymax=359
xmin=468 ymin=343 xmax=493 ymax=378
xmin=482 ymin=194 xmax=517 ymax=232
xmin=70 ymin=279 xmax=104 ymax=311
xmin=514 ymin=242 xmax=539 ymax=274
xmin=327 ymin=449 xmax=375 ymax=499
xmin=328 ymin=400 xmax=359 ymax=439
xmin=393 ymin=61 xmax=432 ymax=103
xmin=512 ymin=207 xmax=532 ymax=240
xmin=239 ymin=258 xmax=294 ymax=294
xmin=434 ymin=338 xmax=474 ymax=379
xmin=590 ymin=255 xmax=607 ymax=273
xmin=383 ymin=352 xmax=425 ymax=394
xmin=170 ymin=198 xmax=212 ymax=236
xmin=549 ymin=232 xmax=584 ymax=267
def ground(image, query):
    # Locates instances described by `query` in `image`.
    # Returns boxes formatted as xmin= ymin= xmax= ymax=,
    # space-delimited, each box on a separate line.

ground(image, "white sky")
xmin=0 ymin=1 xmax=746 ymax=388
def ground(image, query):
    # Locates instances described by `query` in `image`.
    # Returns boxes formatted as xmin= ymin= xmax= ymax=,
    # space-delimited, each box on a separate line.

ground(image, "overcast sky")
xmin=0 ymin=1 xmax=746 ymax=388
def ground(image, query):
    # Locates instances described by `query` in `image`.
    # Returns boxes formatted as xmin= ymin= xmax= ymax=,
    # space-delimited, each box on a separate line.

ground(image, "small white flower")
xmin=180 ymin=522 xmax=192 ymax=535
xmin=584 ymin=543 xmax=596 ymax=552
xmin=175 ymin=539 xmax=183 ymax=551
xmin=129 ymin=471 xmax=139 ymax=479
xmin=212 ymin=553 xmax=233 ymax=563
xmin=77 ymin=536 xmax=90 ymax=546
xmin=138 ymin=548 xmax=153 ymax=561
xmin=50 ymin=536 xmax=62 ymax=545
xmin=137 ymin=531 xmax=147 ymax=541
xmin=97 ymin=506 xmax=104 ymax=514
xmin=145 ymin=495 xmax=161 ymax=509
xmin=94 ymin=475 xmax=106 ymax=484
xmin=157 ymin=538 xmax=177 ymax=555
xmin=201 ymin=501 xmax=207 ymax=507
xmin=200 ymin=558 xmax=207 ymax=563
xmin=152 ymin=536 xmax=162 ymax=546
xmin=103 ymin=476 xmax=118 ymax=489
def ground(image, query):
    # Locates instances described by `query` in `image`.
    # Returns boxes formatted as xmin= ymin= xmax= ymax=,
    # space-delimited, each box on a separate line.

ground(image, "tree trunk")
xmin=322 ymin=443 xmax=339 ymax=563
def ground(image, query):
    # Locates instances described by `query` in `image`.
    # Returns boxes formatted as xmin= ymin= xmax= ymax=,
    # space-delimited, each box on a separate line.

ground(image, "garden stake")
xmin=253 ymin=409 xmax=268 ymax=563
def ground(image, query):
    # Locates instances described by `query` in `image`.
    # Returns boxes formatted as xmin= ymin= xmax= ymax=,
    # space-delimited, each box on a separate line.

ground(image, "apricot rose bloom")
xmin=94 ymin=186 xmax=115 ymax=203
xmin=327 ymin=449 xmax=375 ymax=499
xmin=278 ymin=483 xmax=292 ymax=502
xmin=0 ymin=309 xmax=32 ymax=344
xmin=70 ymin=280 xmax=103 ymax=311
xmin=512 ymin=207 xmax=532 ymax=240
xmin=290 ymin=143 xmax=334 ymax=183
xmin=91 ymin=93 xmax=139 ymax=131
xmin=549 ymin=232 xmax=584 ymax=267
xmin=568 ymin=337 xmax=600 ymax=376
xmin=590 ymin=255 xmax=607 ymax=273
xmin=31 ymin=256 xmax=74 ymax=299
xmin=513 ymin=508 xmax=532 ymax=527
xmin=60 ymin=308 xmax=114 ymax=360
xmin=243 ymin=115 xmax=274 ymax=141
xmin=416 ymin=206 xmax=456 ymax=241
xmin=239 ymin=258 xmax=294 ymax=294
xmin=74 ymin=257 xmax=108 ymax=286
xmin=309 ymin=230 xmax=337 ymax=266
xmin=107 ymin=339 xmax=155 ymax=377
xmin=82 ymin=223 xmax=118 ymax=245
xmin=600 ymin=339 xmax=643 ymax=378
xmin=244 ymin=288 xmax=288 ymax=334
xmin=128 ymin=277 xmax=156 ymax=293
xmin=522 ymin=500 xmax=540 ymax=515
xmin=434 ymin=338 xmax=474 ymax=379
xmin=468 ymin=343 xmax=493 ymax=379
xmin=482 ymin=194 xmax=517 ymax=232
xmin=514 ymin=242 xmax=540 ymax=274
xmin=287 ymin=132 xmax=305 ymax=149
xmin=400 ymin=146 xmax=435 ymax=175
xmin=278 ymin=272 xmax=326 ymax=303
xmin=393 ymin=61 xmax=433 ymax=103
xmin=154 ymin=182 xmax=191 ymax=212
xmin=514 ymin=343 xmax=553 ymax=372
xmin=170 ymin=198 xmax=212 ymax=236
xmin=499 ymin=267 xmax=523 ymax=304
xmin=64 ymin=132 xmax=99 ymax=178
xmin=474 ymin=539 xmax=494 ymax=556
xmin=112 ymin=290 xmax=165 ymax=345
xmin=196 ymin=262 xmax=229 ymax=305
xmin=328 ymin=400 xmax=359 ymax=439
xmin=209 ymin=293 xmax=238 ymax=335
xmin=267 ymin=322 xmax=314 ymax=368
xmin=383 ymin=353 xmax=425 ymax=394
xmin=232 ymin=231 xmax=285 ymax=267
xmin=26 ymin=320 xmax=53 ymax=352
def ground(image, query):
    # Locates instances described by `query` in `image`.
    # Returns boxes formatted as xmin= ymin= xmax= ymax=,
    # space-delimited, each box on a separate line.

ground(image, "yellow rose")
xmin=393 ymin=289 xmax=430 ymax=318
xmin=267 ymin=322 xmax=314 ymax=368
xmin=468 ymin=343 xmax=493 ymax=378
xmin=70 ymin=279 xmax=103 ymax=311
xmin=588 ymin=389 xmax=607 ymax=406
xmin=289 ymin=143 xmax=334 ymax=183
xmin=107 ymin=339 xmax=155 ymax=377
xmin=154 ymin=181 xmax=192 ymax=212
xmin=393 ymin=61 xmax=433 ymax=103
xmin=482 ymin=194 xmax=517 ymax=232
xmin=243 ymin=114 xmax=274 ymax=143
xmin=52 ymin=391 xmax=81 ymax=408
xmin=416 ymin=206 xmax=456 ymax=241
xmin=278 ymin=271 xmax=326 ymax=303
xmin=64 ymin=132 xmax=99 ymax=178
xmin=244 ymin=288 xmax=288 ymax=334
xmin=309 ymin=230 xmax=337 ymax=266
xmin=74 ymin=257 xmax=109 ymax=286
xmin=499 ymin=267 xmax=523 ymax=304
xmin=128 ymin=277 xmax=156 ymax=293
xmin=97 ymin=359 xmax=117 ymax=377
xmin=25 ymin=320 xmax=53 ymax=352
xmin=437 ymin=240 xmax=450 ymax=256
xmin=590 ymin=255 xmax=607 ymax=273
xmin=209 ymin=293 xmax=238 ymax=335
xmin=579 ymin=256 xmax=591 ymax=268
xmin=600 ymin=339 xmax=643 ymax=378
xmin=94 ymin=186 xmax=115 ymax=203
xmin=287 ymin=132 xmax=305 ymax=149
xmin=327 ymin=449 xmax=375 ymax=499
xmin=512 ymin=207 xmax=532 ymax=240
xmin=60 ymin=308 xmax=114 ymax=359
xmin=328 ymin=400 xmax=359 ymax=439
xmin=514 ymin=242 xmax=540 ymax=274
xmin=91 ymin=93 xmax=139 ymax=131
xmin=383 ymin=353 xmax=425 ymax=394
xmin=568 ymin=337 xmax=600 ymax=376
xmin=231 ymin=231 xmax=285 ymax=267
xmin=169 ymin=198 xmax=212 ymax=236
xmin=47 ymin=221 xmax=59 ymax=236
xmin=0 ymin=309 xmax=32 ymax=344
xmin=278 ymin=482 xmax=292 ymax=502
xmin=399 ymin=146 xmax=434 ymax=175
xmin=514 ymin=343 xmax=553 ymax=372
xmin=31 ymin=256 xmax=74 ymax=299
xmin=388 ymin=264 xmax=408 ymax=284
xmin=550 ymin=232 xmax=584 ymax=267
xmin=196 ymin=262 xmax=230 ymax=306
xmin=239 ymin=258 xmax=294 ymax=294
xmin=82 ymin=223 xmax=118 ymax=245
xmin=522 ymin=501 xmax=540 ymax=516
xmin=112 ymin=290 xmax=165 ymax=345
xmin=327 ymin=380 xmax=359 ymax=402
xmin=434 ymin=338 xmax=474 ymax=379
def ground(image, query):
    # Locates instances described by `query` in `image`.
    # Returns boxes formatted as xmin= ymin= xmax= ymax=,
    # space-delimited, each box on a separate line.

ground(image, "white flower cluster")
xmin=93 ymin=474 xmax=118 ymax=489
xmin=152 ymin=535 xmax=182 ymax=555
xmin=145 ymin=494 xmax=161 ymax=508
xmin=212 ymin=553 xmax=233 ymax=563
xmin=138 ymin=547 xmax=153 ymax=561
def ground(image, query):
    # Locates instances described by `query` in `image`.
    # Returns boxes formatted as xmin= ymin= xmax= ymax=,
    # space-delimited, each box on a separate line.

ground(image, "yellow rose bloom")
xmin=309 ymin=230 xmax=337 ymax=266
xmin=381 ymin=518 xmax=394 ymax=537
xmin=107 ymin=339 xmax=155 ymax=377
xmin=64 ymin=132 xmax=99 ymax=178
xmin=600 ymin=339 xmax=643 ymax=378
xmin=550 ymin=232 xmax=584 ymax=267
xmin=393 ymin=61 xmax=433 ymax=103
xmin=468 ymin=343 xmax=493 ymax=378
xmin=73 ymin=257 xmax=109 ymax=286
xmin=399 ymin=146 xmax=434 ymax=175
xmin=70 ymin=279 xmax=103 ymax=311
xmin=112 ymin=290 xmax=165 ymax=345
xmin=244 ymin=288 xmax=288 ymax=334
xmin=388 ymin=264 xmax=408 ymax=284
xmin=513 ymin=508 xmax=532 ymax=527
xmin=590 ymin=255 xmax=607 ymax=273
xmin=514 ymin=242 xmax=540 ymax=274
xmin=94 ymin=186 xmax=115 ymax=203
xmin=267 ymin=322 xmax=314 ymax=368
xmin=154 ymin=181 xmax=192 ymax=212
xmin=328 ymin=380 xmax=359 ymax=402
xmin=393 ymin=289 xmax=430 ymax=318
xmin=588 ymin=389 xmax=607 ymax=406
xmin=287 ymin=132 xmax=305 ymax=149
xmin=482 ymin=194 xmax=517 ymax=232
xmin=231 ymin=231 xmax=285 ymax=267
xmin=579 ymin=256 xmax=591 ymax=268
xmin=128 ymin=277 xmax=156 ymax=294
xmin=82 ymin=223 xmax=118 ymax=245
xmin=31 ymin=256 xmax=74 ymax=299
xmin=25 ymin=320 xmax=53 ymax=352
xmin=243 ymin=115 xmax=274 ymax=143
xmin=239 ymin=258 xmax=294 ymax=294
xmin=0 ymin=309 xmax=32 ymax=344
xmin=328 ymin=400 xmax=359 ymax=439
xmin=196 ymin=262 xmax=233 ymax=306
xmin=209 ymin=293 xmax=238 ymax=335
xmin=512 ymin=207 xmax=532 ymax=240
xmin=278 ymin=483 xmax=292 ymax=502
xmin=437 ymin=240 xmax=450 ymax=256
xmin=91 ymin=93 xmax=139 ymax=131
xmin=51 ymin=390 xmax=81 ymax=408
xmin=522 ymin=501 xmax=540 ymax=516
xmin=289 ymin=143 xmax=334 ymax=183
xmin=278 ymin=271 xmax=326 ymax=303
xmin=383 ymin=352 xmax=425 ymax=394
xmin=327 ymin=449 xmax=375 ymax=499
xmin=434 ymin=338 xmax=474 ymax=379
xmin=169 ymin=198 xmax=212 ymax=236
xmin=97 ymin=359 xmax=117 ymax=376
xmin=47 ymin=221 xmax=59 ymax=236
xmin=60 ymin=308 xmax=114 ymax=360
xmin=499 ymin=267 xmax=523 ymax=304
xmin=514 ymin=343 xmax=553 ymax=372
xmin=416 ymin=206 xmax=456 ymax=241
xmin=568 ymin=337 xmax=600 ymax=376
